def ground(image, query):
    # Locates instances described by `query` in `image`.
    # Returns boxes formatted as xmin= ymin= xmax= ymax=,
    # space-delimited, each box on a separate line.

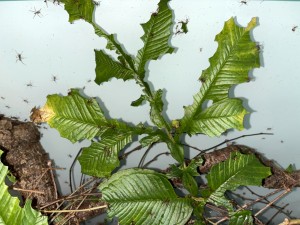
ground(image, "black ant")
xmin=53 ymin=0 xmax=61 ymax=6
xmin=240 ymin=0 xmax=248 ymax=5
xmin=256 ymin=42 xmax=263 ymax=52
xmin=44 ymin=0 xmax=48 ymax=7
xmin=68 ymin=154 xmax=72 ymax=158
xmin=175 ymin=18 xmax=189 ymax=35
xmin=199 ymin=48 xmax=203 ymax=52
xmin=26 ymin=82 xmax=34 ymax=88
xmin=5 ymin=105 xmax=10 ymax=109
xmin=93 ymin=0 xmax=100 ymax=7
xmin=292 ymin=26 xmax=298 ymax=32
xmin=0 ymin=96 xmax=5 ymax=100
xmin=22 ymin=99 xmax=30 ymax=104
xmin=52 ymin=75 xmax=58 ymax=82
xmin=30 ymin=7 xmax=43 ymax=18
xmin=87 ymin=79 xmax=92 ymax=83
xmin=15 ymin=51 xmax=25 ymax=64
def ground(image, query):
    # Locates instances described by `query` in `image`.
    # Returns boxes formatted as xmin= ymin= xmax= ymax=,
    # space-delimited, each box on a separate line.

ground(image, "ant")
xmin=30 ymin=7 xmax=43 ymax=18
xmin=22 ymin=99 xmax=30 ymax=104
xmin=240 ymin=0 xmax=248 ymax=5
xmin=53 ymin=0 xmax=61 ymax=6
xmin=52 ymin=75 xmax=58 ymax=82
xmin=26 ymin=82 xmax=34 ymax=88
xmin=175 ymin=18 xmax=189 ymax=35
xmin=256 ymin=42 xmax=264 ymax=52
xmin=68 ymin=154 xmax=72 ymax=158
xmin=0 ymin=96 xmax=5 ymax=100
xmin=5 ymin=105 xmax=10 ymax=109
xmin=292 ymin=26 xmax=298 ymax=32
xmin=15 ymin=51 xmax=25 ymax=64
xmin=93 ymin=0 xmax=100 ymax=7
xmin=44 ymin=0 xmax=48 ymax=7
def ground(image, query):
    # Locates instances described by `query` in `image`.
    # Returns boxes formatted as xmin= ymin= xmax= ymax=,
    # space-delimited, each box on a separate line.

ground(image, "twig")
xmin=42 ymin=204 xmax=107 ymax=213
xmin=279 ymin=219 xmax=300 ymax=225
xmin=242 ymin=188 xmax=282 ymax=210
xmin=143 ymin=152 xmax=170 ymax=168
xmin=266 ymin=203 xmax=289 ymax=225
xmin=195 ymin=132 xmax=273 ymax=157
xmin=47 ymin=161 xmax=58 ymax=203
xmin=13 ymin=187 xmax=44 ymax=194
xmin=69 ymin=148 xmax=83 ymax=193
xmin=119 ymin=144 xmax=143 ymax=160
xmin=254 ymin=189 xmax=291 ymax=217
xmin=206 ymin=203 xmax=228 ymax=216
xmin=138 ymin=143 xmax=156 ymax=168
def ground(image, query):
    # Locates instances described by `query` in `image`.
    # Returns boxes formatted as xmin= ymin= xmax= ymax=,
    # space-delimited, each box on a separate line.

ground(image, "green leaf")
xmin=182 ymin=173 xmax=198 ymax=196
xmin=150 ymin=89 xmax=165 ymax=128
xmin=61 ymin=0 xmax=94 ymax=23
xmin=99 ymin=168 xmax=193 ymax=225
xmin=192 ymin=199 xmax=206 ymax=224
xmin=94 ymin=50 xmax=135 ymax=84
xmin=189 ymin=98 xmax=248 ymax=137
xmin=206 ymin=152 xmax=271 ymax=211
xmin=131 ymin=94 xmax=147 ymax=107
xmin=93 ymin=23 xmax=136 ymax=75
xmin=168 ymin=158 xmax=202 ymax=196
xmin=180 ymin=17 xmax=259 ymax=136
xmin=168 ymin=158 xmax=202 ymax=179
xmin=31 ymin=89 xmax=134 ymax=143
xmin=139 ymin=133 xmax=161 ymax=147
xmin=285 ymin=164 xmax=295 ymax=173
xmin=135 ymin=0 xmax=174 ymax=76
xmin=229 ymin=210 xmax=253 ymax=225
xmin=0 ymin=150 xmax=48 ymax=225
xmin=166 ymin=141 xmax=184 ymax=163
xmin=78 ymin=133 xmax=132 ymax=177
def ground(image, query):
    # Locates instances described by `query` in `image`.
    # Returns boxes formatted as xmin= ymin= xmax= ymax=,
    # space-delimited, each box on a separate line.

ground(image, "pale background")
xmin=0 ymin=0 xmax=300 ymax=223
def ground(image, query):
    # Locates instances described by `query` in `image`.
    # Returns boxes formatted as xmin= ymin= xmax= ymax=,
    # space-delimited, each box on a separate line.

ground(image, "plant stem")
xmin=42 ymin=204 xmax=107 ymax=213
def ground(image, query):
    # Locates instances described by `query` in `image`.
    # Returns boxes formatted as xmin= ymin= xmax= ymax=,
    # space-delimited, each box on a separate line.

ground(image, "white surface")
xmin=0 ymin=0 xmax=300 ymax=223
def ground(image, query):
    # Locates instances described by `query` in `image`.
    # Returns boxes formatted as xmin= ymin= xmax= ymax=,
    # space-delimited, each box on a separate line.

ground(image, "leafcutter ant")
xmin=26 ymin=82 xmax=34 ymax=88
xmin=240 ymin=0 xmax=248 ymax=5
xmin=30 ymin=7 xmax=43 ymax=18
xmin=93 ymin=0 xmax=100 ymax=7
xmin=22 ymin=99 xmax=30 ymax=104
xmin=53 ymin=0 xmax=61 ymax=6
xmin=15 ymin=51 xmax=25 ymax=64
xmin=52 ymin=75 xmax=58 ymax=83
xmin=175 ymin=18 xmax=189 ymax=35
xmin=255 ymin=42 xmax=264 ymax=52
xmin=292 ymin=26 xmax=298 ymax=32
